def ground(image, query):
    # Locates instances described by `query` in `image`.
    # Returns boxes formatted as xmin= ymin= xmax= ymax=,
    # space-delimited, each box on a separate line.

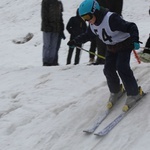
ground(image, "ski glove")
xmin=67 ymin=40 xmax=77 ymax=47
xmin=134 ymin=42 xmax=140 ymax=50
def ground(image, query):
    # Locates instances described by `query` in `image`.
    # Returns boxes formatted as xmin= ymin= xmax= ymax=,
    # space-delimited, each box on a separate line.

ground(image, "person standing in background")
xmin=54 ymin=0 xmax=66 ymax=65
xmin=138 ymin=8 xmax=150 ymax=62
xmin=105 ymin=0 xmax=123 ymax=16
xmin=41 ymin=0 xmax=65 ymax=66
xmin=88 ymin=38 xmax=97 ymax=64
xmin=88 ymin=36 xmax=106 ymax=65
xmin=66 ymin=9 xmax=87 ymax=65
xmin=143 ymin=34 xmax=150 ymax=54
xmin=143 ymin=7 xmax=150 ymax=54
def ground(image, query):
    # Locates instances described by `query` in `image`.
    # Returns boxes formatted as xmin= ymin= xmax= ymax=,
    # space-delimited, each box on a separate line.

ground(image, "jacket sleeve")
xmin=41 ymin=1 xmax=49 ymax=22
xmin=109 ymin=13 xmax=139 ymax=42
xmin=66 ymin=18 xmax=73 ymax=34
xmin=74 ymin=26 xmax=97 ymax=44
xmin=59 ymin=1 xmax=64 ymax=33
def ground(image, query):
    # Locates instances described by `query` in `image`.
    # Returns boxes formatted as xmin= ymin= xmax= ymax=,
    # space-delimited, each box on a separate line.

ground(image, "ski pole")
xmin=76 ymin=46 xmax=105 ymax=60
xmin=133 ymin=50 xmax=141 ymax=64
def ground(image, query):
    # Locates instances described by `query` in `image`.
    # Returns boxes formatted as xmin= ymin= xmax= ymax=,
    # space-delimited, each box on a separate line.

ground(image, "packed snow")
xmin=0 ymin=0 xmax=150 ymax=150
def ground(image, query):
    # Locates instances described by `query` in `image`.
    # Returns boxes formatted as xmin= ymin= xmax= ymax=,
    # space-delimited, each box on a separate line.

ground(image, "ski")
xmin=94 ymin=93 xmax=147 ymax=136
xmin=83 ymin=91 xmax=126 ymax=133
xmin=83 ymin=109 xmax=111 ymax=133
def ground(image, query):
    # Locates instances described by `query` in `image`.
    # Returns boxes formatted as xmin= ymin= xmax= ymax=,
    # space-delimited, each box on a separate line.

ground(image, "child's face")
xmin=88 ymin=15 xmax=96 ymax=25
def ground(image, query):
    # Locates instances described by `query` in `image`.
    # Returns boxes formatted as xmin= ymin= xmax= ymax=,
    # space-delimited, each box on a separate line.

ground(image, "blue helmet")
xmin=78 ymin=0 xmax=100 ymax=16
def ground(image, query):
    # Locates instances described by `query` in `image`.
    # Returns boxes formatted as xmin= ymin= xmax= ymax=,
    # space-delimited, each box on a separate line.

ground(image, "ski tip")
xmin=94 ymin=133 xmax=104 ymax=137
xmin=94 ymin=133 xmax=100 ymax=136
xmin=83 ymin=130 xmax=93 ymax=134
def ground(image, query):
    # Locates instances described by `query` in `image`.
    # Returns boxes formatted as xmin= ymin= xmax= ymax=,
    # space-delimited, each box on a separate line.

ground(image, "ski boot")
xmin=87 ymin=58 xmax=95 ymax=65
xmin=122 ymin=86 xmax=145 ymax=112
xmin=107 ymin=84 xmax=125 ymax=109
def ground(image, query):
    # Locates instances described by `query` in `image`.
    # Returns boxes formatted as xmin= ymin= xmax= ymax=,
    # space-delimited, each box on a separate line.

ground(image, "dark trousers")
xmin=89 ymin=38 xmax=106 ymax=64
xmin=96 ymin=38 xmax=106 ymax=64
xmin=103 ymin=50 xmax=138 ymax=96
xmin=89 ymin=39 xmax=97 ymax=59
xmin=143 ymin=36 xmax=150 ymax=54
xmin=67 ymin=44 xmax=82 ymax=65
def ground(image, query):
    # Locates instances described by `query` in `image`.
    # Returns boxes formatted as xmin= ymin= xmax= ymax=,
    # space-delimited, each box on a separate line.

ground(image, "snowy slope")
xmin=0 ymin=0 xmax=150 ymax=150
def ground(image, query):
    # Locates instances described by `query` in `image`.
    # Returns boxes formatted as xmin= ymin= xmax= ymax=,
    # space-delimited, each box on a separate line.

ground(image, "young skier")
xmin=67 ymin=0 xmax=144 ymax=111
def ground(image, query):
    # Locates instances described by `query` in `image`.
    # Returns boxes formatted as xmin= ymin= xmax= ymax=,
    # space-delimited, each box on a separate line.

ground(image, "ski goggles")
xmin=81 ymin=13 xmax=93 ymax=21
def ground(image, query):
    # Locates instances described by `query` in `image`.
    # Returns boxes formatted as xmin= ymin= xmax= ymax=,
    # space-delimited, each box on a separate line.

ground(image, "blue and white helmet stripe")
xmin=91 ymin=0 xmax=100 ymax=13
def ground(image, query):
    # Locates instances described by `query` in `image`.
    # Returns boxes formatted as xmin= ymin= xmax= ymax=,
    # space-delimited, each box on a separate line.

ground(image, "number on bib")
xmin=102 ymin=28 xmax=112 ymax=42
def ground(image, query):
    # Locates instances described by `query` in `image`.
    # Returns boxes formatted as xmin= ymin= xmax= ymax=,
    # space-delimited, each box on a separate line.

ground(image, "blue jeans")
xmin=103 ymin=50 xmax=138 ymax=96
xmin=54 ymin=35 xmax=62 ymax=65
xmin=42 ymin=32 xmax=59 ymax=65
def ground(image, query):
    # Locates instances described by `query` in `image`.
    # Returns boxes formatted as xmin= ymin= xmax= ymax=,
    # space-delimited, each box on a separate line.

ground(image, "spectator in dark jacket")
xmin=138 ymin=8 xmax=150 ymax=62
xmin=41 ymin=0 xmax=65 ymax=66
xmin=105 ymin=0 xmax=123 ymax=16
xmin=143 ymin=8 xmax=150 ymax=54
xmin=88 ymin=38 xmax=97 ymax=64
xmin=66 ymin=9 xmax=87 ymax=65
xmin=143 ymin=9 xmax=150 ymax=54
